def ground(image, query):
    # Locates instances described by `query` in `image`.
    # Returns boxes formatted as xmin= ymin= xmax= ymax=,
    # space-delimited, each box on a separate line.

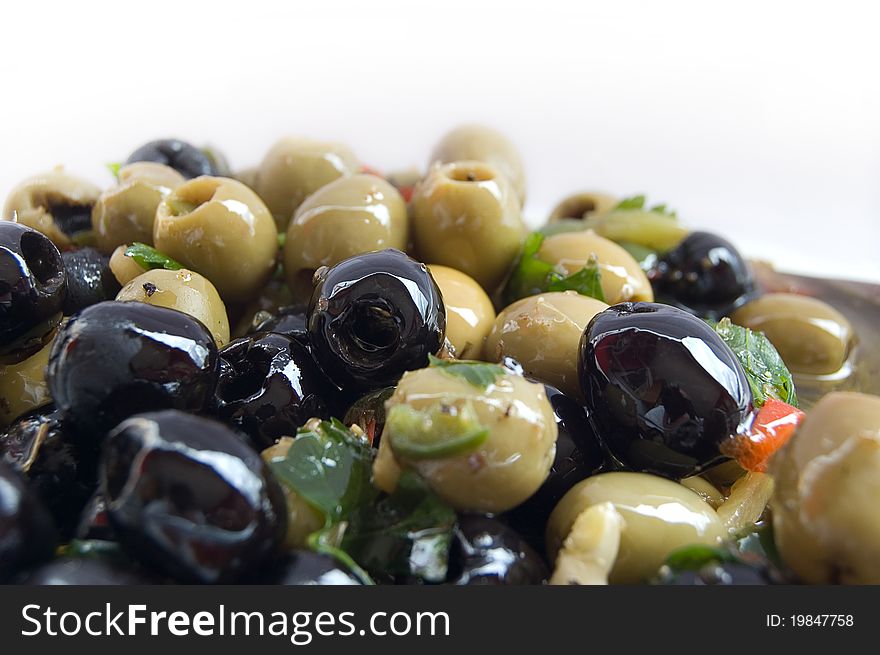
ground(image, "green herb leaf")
xmin=709 ymin=318 xmax=798 ymax=408
xmin=341 ymin=471 xmax=457 ymax=582
xmin=428 ymin=354 xmax=504 ymax=389
xmin=308 ymin=526 xmax=375 ymax=585
xmin=106 ymin=162 xmax=121 ymax=178
xmin=664 ymin=544 xmax=740 ymax=572
xmin=386 ymin=401 xmax=489 ymax=460
xmin=277 ymin=232 xmax=286 ymax=248
xmin=546 ymin=254 xmax=605 ymax=301
xmin=615 ymin=195 xmax=646 ymax=211
xmin=124 ymin=242 xmax=183 ymax=271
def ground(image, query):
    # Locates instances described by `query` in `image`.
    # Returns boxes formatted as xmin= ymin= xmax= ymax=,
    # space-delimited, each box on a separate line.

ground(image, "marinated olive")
xmin=2 ymin=168 xmax=100 ymax=247
xmin=379 ymin=365 xmax=557 ymax=513
xmin=23 ymin=556 xmax=153 ymax=585
xmin=214 ymin=332 xmax=333 ymax=449
xmin=91 ymin=162 xmax=185 ymax=253
xmin=153 ymin=176 xmax=278 ymax=302
xmin=47 ymin=301 xmax=219 ymax=438
xmin=548 ymin=191 xmax=618 ymax=223
xmin=0 ymin=334 xmax=53 ymax=427
xmin=534 ymin=230 xmax=654 ymax=305
xmin=255 ymin=136 xmax=359 ymax=229
xmin=731 ymin=293 xmax=854 ymax=376
xmin=258 ymin=551 xmax=362 ymax=585
xmin=579 ymin=302 xmax=752 ymax=479
xmin=410 ymin=160 xmax=527 ymax=292
xmin=447 ymin=515 xmax=548 ymax=585
xmin=343 ymin=386 xmax=395 ymax=445
xmin=429 ymin=125 xmax=526 ymax=205
xmin=101 ymin=410 xmax=287 ymax=583
xmin=651 ymin=231 xmax=755 ymax=318
xmin=0 ymin=222 xmax=66 ymax=358
xmin=484 ymin=291 xmax=608 ymax=399
xmin=284 ymin=174 xmax=408 ymax=298
xmin=308 ymin=249 xmax=446 ymax=392
xmin=249 ymin=303 xmax=308 ymax=338
xmin=125 ymin=138 xmax=218 ymax=179
xmin=546 ymin=472 xmax=724 ymax=584
xmin=116 ymin=268 xmax=230 ymax=347
xmin=0 ymin=459 xmax=57 ymax=581
xmin=1 ymin=405 xmax=96 ymax=537
xmin=428 ymin=265 xmax=496 ymax=359
xmin=61 ymin=247 xmax=121 ymax=315
xmin=261 ymin=439 xmax=326 ymax=549
xmin=108 ymin=244 xmax=147 ymax=286
xmin=769 ymin=391 xmax=880 ymax=584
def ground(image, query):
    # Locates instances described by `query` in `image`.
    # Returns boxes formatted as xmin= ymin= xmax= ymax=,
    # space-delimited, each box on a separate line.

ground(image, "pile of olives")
xmin=1 ymin=128 xmax=876 ymax=586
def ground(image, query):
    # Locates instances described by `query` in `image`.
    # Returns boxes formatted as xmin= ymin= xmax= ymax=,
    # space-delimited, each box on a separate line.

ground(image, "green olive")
xmin=108 ymin=245 xmax=148 ymax=286
xmin=235 ymin=167 xmax=259 ymax=190
xmin=284 ymin=174 xmax=408 ymax=298
xmin=484 ymin=291 xmax=608 ymax=399
xmin=262 ymin=438 xmax=326 ymax=549
xmin=0 ymin=334 xmax=53 ymax=427
xmin=536 ymin=230 xmax=654 ymax=304
xmin=429 ymin=124 xmax=526 ymax=205
xmin=116 ymin=268 xmax=230 ymax=347
xmin=548 ymin=191 xmax=618 ymax=223
xmin=254 ymin=136 xmax=359 ymax=229
xmin=379 ymin=366 xmax=557 ymax=513
xmin=770 ymin=391 xmax=880 ymax=584
xmin=2 ymin=167 xmax=100 ymax=248
xmin=427 ymin=265 xmax=496 ymax=359
xmin=410 ymin=160 xmax=526 ymax=293
xmin=731 ymin=293 xmax=854 ymax=376
xmin=153 ymin=176 xmax=278 ymax=302
xmin=91 ymin=163 xmax=185 ymax=254
xmin=546 ymin=472 xmax=724 ymax=584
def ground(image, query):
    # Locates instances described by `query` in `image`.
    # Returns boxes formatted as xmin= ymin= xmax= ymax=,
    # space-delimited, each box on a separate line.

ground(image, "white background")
xmin=1 ymin=0 xmax=878 ymax=281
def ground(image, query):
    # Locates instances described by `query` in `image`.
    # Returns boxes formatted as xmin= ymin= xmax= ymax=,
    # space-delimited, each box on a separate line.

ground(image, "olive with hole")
xmin=0 ymin=459 xmax=58 ymax=581
xmin=47 ymin=301 xmax=219 ymax=439
xmin=255 ymin=136 xmax=359 ymax=229
xmin=429 ymin=124 xmax=527 ymax=205
xmin=410 ymin=160 xmax=527 ymax=292
xmin=650 ymin=231 xmax=755 ymax=319
xmin=214 ymin=332 xmax=333 ymax=450
xmin=0 ymin=334 xmax=53 ymax=427
xmin=0 ymin=222 xmax=66 ymax=360
xmin=731 ymin=293 xmax=854 ymax=376
xmin=2 ymin=168 xmax=100 ymax=248
xmin=428 ymin=265 xmax=495 ymax=359
xmin=447 ymin=515 xmax=548 ymax=585
xmin=61 ymin=247 xmax=121 ymax=315
xmin=125 ymin=138 xmax=218 ymax=179
xmin=308 ymin=249 xmax=446 ymax=392
xmin=101 ymin=410 xmax=287 ymax=583
xmin=484 ymin=291 xmax=608 ymax=399
xmin=548 ymin=191 xmax=618 ymax=223
xmin=116 ymin=268 xmax=230 ymax=347
xmin=153 ymin=176 xmax=278 ymax=302
xmin=579 ymin=302 xmax=752 ymax=479
xmin=284 ymin=174 xmax=408 ymax=300
xmin=92 ymin=162 xmax=185 ymax=253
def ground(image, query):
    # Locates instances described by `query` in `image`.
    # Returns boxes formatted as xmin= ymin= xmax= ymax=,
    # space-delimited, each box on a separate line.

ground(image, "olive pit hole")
xmin=20 ymin=230 xmax=63 ymax=289
xmin=559 ymin=198 xmax=597 ymax=220
xmin=351 ymin=302 xmax=399 ymax=352
xmin=448 ymin=165 xmax=494 ymax=183
xmin=167 ymin=181 xmax=220 ymax=216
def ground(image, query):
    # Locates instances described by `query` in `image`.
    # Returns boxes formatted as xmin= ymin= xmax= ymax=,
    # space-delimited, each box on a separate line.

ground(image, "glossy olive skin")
xmin=249 ymin=303 xmax=308 ymax=338
xmin=61 ymin=247 xmax=120 ymax=315
xmin=125 ymin=139 xmax=218 ymax=179
xmin=47 ymin=301 xmax=219 ymax=438
xmin=447 ymin=515 xmax=548 ymax=585
xmin=0 ymin=222 xmax=66 ymax=353
xmin=0 ymin=459 xmax=57 ymax=581
xmin=579 ymin=302 xmax=752 ymax=479
xmin=1 ymin=405 xmax=97 ymax=538
xmin=23 ymin=556 xmax=154 ymax=585
xmin=427 ymin=265 xmax=495 ymax=359
xmin=101 ymin=410 xmax=287 ymax=583
xmin=308 ymin=249 xmax=446 ymax=392
xmin=651 ymin=231 xmax=755 ymax=319
xmin=214 ymin=332 xmax=333 ymax=449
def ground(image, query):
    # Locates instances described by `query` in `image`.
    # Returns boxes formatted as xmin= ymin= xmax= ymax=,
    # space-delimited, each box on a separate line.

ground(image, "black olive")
xmin=342 ymin=386 xmax=395 ymax=446
xmin=60 ymin=247 xmax=120 ymax=315
xmin=505 ymin=385 xmax=609 ymax=550
xmin=213 ymin=331 xmax=334 ymax=450
xmin=650 ymin=231 xmax=756 ymax=319
xmin=125 ymin=138 xmax=218 ymax=179
xmin=47 ymin=301 xmax=219 ymax=439
xmin=0 ymin=222 xmax=66 ymax=360
xmin=249 ymin=303 xmax=309 ymax=338
xmin=0 ymin=459 xmax=57 ymax=581
xmin=1 ymin=405 xmax=97 ymax=538
xmin=658 ymin=560 xmax=776 ymax=585
xmin=308 ymin=249 xmax=445 ymax=392
xmin=255 ymin=551 xmax=362 ymax=585
xmin=579 ymin=302 xmax=752 ymax=479
xmin=23 ymin=556 xmax=154 ymax=585
xmin=101 ymin=410 xmax=287 ymax=583
xmin=447 ymin=515 xmax=548 ymax=585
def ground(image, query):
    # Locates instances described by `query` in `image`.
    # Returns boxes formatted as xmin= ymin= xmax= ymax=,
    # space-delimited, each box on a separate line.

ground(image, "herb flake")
xmin=124 ymin=242 xmax=183 ymax=272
